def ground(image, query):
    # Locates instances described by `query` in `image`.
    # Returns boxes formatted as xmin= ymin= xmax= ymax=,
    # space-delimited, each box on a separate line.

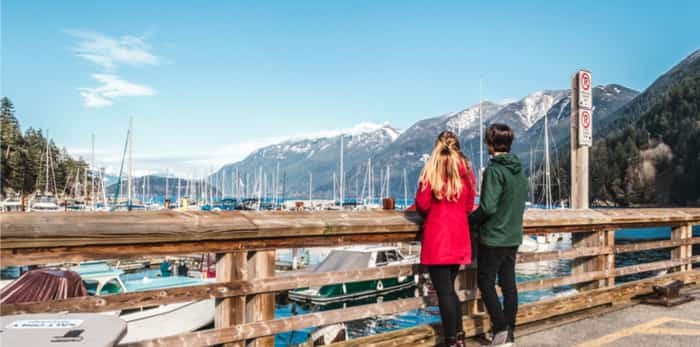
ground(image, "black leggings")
xmin=428 ymin=264 xmax=462 ymax=338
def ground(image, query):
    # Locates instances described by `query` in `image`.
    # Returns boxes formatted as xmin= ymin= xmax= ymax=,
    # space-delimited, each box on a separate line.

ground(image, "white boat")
xmin=29 ymin=194 xmax=61 ymax=212
xmin=71 ymin=262 xmax=214 ymax=344
xmin=1 ymin=196 xmax=23 ymax=212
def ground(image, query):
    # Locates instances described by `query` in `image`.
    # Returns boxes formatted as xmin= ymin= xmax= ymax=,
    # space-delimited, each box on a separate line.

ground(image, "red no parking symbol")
xmin=581 ymin=72 xmax=591 ymax=91
xmin=581 ymin=110 xmax=591 ymax=128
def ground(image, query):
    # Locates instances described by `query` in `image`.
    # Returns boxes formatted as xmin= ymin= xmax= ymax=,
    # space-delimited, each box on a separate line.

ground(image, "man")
xmin=470 ymin=123 xmax=528 ymax=347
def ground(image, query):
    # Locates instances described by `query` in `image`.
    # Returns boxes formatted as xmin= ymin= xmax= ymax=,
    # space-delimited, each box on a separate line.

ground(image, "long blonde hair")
xmin=419 ymin=131 xmax=473 ymax=201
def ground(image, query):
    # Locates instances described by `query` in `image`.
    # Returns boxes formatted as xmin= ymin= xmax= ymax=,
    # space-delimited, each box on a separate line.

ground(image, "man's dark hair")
xmin=485 ymin=123 xmax=514 ymax=152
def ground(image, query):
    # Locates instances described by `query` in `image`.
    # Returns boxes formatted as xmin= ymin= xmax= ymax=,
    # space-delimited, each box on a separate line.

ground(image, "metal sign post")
xmin=570 ymin=70 xmax=592 ymax=209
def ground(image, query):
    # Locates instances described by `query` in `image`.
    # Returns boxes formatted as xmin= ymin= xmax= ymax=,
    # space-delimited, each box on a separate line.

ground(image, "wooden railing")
xmin=1 ymin=208 xmax=699 ymax=347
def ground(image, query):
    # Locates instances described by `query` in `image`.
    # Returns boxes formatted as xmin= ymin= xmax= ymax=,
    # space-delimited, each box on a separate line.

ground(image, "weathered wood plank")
xmin=121 ymin=270 xmax=700 ymax=347
xmin=615 ymin=238 xmax=690 ymax=253
xmin=121 ymin=295 xmax=432 ymax=347
xmin=216 ymin=252 xmax=247 ymax=347
xmin=1 ymin=264 xmax=421 ymax=315
xmin=516 ymin=271 xmax=608 ymax=293
xmin=613 ymin=259 xmax=687 ymax=277
xmin=3 ymin=209 xmax=698 ymax=251
xmin=0 ymin=233 xmax=416 ymax=267
xmin=244 ymin=250 xmax=275 ymax=347
xmin=517 ymin=246 xmax=611 ymax=263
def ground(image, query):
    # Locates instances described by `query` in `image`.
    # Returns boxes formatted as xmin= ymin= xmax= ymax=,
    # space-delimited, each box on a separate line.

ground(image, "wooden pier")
xmin=1 ymin=208 xmax=699 ymax=346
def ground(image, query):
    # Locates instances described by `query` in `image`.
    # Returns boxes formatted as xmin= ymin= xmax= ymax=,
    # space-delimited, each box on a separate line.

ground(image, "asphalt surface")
xmin=512 ymin=286 xmax=700 ymax=347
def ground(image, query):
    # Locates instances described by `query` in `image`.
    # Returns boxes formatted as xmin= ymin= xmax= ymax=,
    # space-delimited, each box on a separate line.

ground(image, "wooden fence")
xmin=1 ymin=208 xmax=699 ymax=346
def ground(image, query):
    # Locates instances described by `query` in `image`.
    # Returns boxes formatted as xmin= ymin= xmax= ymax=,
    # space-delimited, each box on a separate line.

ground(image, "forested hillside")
xmin=0 ymin=97 xmax=90 ymax=197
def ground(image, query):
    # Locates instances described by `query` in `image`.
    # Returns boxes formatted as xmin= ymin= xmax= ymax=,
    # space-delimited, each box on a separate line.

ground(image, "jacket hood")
xmin=490 ymin=153 xmax=522 ymax=174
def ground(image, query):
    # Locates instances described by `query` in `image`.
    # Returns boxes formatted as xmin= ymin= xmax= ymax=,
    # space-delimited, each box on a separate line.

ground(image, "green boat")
xmin=288 ymin=246 xmax=418 ymax=306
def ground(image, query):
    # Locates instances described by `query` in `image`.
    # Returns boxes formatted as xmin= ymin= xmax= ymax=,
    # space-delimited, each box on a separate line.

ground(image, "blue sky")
xmin=2 ymin=1 xmax=698 ymax=175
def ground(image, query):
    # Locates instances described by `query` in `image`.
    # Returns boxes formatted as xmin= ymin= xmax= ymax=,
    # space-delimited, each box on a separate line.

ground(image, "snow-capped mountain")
xmin=489 ymin=90 xmax=569 ymax=133
xmin=213 ymin=123 xmax=401 ymax=198
xmin=515 ymin=84 xmax=639 ymax=167
xmin=212 ymin=84 xmax=637 ymax=200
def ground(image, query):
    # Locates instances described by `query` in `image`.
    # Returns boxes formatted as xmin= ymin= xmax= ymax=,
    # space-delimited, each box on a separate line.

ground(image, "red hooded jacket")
xmin=415 ymin=163 xmax=475 ymax=265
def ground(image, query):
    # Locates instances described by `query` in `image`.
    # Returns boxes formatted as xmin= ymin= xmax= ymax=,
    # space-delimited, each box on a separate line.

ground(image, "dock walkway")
xmin=508 ymin=287 xmax=700 ymax=347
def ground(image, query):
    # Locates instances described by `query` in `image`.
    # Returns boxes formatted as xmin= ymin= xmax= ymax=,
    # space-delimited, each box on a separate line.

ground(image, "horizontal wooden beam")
xmin=615 ymin=239 xmax=690 ymax=253
xmin=338 ymin=270 xmax=700 ymax=347
xmin=1 ymin=264 xmax=420 ymax=315
xmin=122 ymin=270 xmax=700 ymax=347
xmin=517 ymin=246 xmax=611 ymax=263
xmin=1 ymin=233 xmax=415 ymax=267
xmin=122 ymin=295 xmax=432 ymax=347
xmin=613 ymin=259 xmax=688 ymax=277
xmin=517 ymin=271 xmax=608 ymax=293
xmin=3 ymin=209 xmax=698 ymax=250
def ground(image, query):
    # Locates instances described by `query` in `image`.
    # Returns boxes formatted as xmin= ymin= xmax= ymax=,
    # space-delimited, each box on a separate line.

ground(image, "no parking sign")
xmin=578 ymin=70 xmax=592 ymax=109
xmin=578 ymin=109 xmax=592 ymax=146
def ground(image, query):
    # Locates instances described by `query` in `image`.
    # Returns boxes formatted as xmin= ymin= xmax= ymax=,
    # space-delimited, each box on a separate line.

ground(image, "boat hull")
xmin=289 ymin=277 xmax=416 ymax=306
xmin=118 ymin=299 xmax=215 ymax=344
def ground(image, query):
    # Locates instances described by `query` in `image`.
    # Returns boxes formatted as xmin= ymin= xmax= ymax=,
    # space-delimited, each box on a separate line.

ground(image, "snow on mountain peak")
xmin=514 ymin=90 xmax=568 ymax=127
xmin=445 ymin=102 xmax=504 ymax=131
xmin=284 ymin=122 xmax=400 ymax=143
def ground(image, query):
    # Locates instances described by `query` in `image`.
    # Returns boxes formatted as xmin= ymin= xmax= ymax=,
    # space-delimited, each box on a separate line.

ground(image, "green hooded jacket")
xmin=469 ymin=153 xmax=527 ymax=247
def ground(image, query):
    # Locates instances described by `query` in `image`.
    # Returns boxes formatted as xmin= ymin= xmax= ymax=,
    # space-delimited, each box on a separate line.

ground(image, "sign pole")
xmin=570 ymin=70 xmax=592 ymax=209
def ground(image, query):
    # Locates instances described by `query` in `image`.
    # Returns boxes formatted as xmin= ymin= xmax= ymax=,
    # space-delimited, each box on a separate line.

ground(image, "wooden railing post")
xmin=672 ymin=223 xmax=692 ymax=272
xmin=245 ymin=250 xmax=276 ymax=347
xmin=215 ymin=250 xmax=275 ymax=347
xmin=216 ymin=252 xmax=247 ymax=347
xmin=572 ymin=229 xmax=606 ymax=290
xmin=688 ymin=224 xmax=695 ymax=271
xmin=604 ymin=229 xmax=616 ymax=287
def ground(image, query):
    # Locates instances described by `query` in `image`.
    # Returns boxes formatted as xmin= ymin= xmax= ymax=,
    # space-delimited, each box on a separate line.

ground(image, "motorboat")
xmin=289 ymin=246 xmax=417 ymax=306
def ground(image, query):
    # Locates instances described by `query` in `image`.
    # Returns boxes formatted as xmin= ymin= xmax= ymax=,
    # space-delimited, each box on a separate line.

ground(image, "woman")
xmin=415 ymin=131 xmax=476 ymax=347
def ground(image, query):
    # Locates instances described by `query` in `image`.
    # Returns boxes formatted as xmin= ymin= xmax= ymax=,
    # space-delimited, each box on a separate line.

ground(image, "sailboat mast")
xmin=339 ymin=135 xmax=344 ymax=208
xmin=544 ymin=110 xmax=553 ymax=208
xmin=91 ymin=133 xmax=95 ymax=208
xmin=385 ymin=166 xmax=391 ymax=198
xmin=478 ymin=78 xmax=483 ymax=193
xmin=45 ymin=129 xmax=50 ymax=193
xmin=127 ymin=117 xmax=133 ymax=208
xmin=403 ymin=168 xmax=408 ymax=209
xmin=308 ymin=171 xmax=312 ymax=203
xmin=165 ymin=170 xmax=169 ymax=203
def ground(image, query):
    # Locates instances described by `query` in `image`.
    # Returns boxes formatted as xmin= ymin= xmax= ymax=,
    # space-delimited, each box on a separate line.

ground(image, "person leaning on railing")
xmin=415 ymin=130 xmax=476 ymax=347
xmin=469 ymin=123 xmax=527 ymax=347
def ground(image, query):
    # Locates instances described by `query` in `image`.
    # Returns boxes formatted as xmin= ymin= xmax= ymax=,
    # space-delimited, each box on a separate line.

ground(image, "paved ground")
xmin=513 ymin=287 xmax=700 ymax=347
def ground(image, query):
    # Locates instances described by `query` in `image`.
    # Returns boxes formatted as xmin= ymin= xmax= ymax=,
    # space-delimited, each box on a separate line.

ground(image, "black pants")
xmin=477 ymin=245 xmax=518 ymax=333
xmin=428 ymin=264 xmax=462 ymax=339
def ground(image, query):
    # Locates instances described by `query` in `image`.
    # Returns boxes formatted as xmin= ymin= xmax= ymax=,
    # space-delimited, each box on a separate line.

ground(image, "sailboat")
xmin=29 ymin=131 xmax=60 ymax=212
xmin=518 ymin=106 xmax=571 ymax=274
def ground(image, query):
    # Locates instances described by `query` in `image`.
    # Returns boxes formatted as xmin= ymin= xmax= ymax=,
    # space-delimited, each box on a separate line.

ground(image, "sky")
xmin=2 ymin=1 xmax=699 ymax=176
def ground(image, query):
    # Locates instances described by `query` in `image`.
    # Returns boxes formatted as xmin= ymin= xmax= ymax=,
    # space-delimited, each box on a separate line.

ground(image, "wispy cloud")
xmin=79 ymin=74 xmax=154 ymax=108
xmin=66 ymin=30 xmax=160 ymax=69
xmin=67 ymin=29 xmax=161 ymax=108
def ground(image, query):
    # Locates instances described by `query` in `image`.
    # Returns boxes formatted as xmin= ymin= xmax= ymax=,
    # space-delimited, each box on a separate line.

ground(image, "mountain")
xmin=600 ymin=49 xmax=700 ymax=131
xmin=105 ymin=175 xmax=220 ymax=202
xmin=208 ymin=84 xmax=636 ymax=201
xmin=213 ymin=123 xmax=400 ymax=199
xmin=580 ymin=49 xmax=700 ymax=206
xmin=515 ymin=84 xmax=639 ymax=164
